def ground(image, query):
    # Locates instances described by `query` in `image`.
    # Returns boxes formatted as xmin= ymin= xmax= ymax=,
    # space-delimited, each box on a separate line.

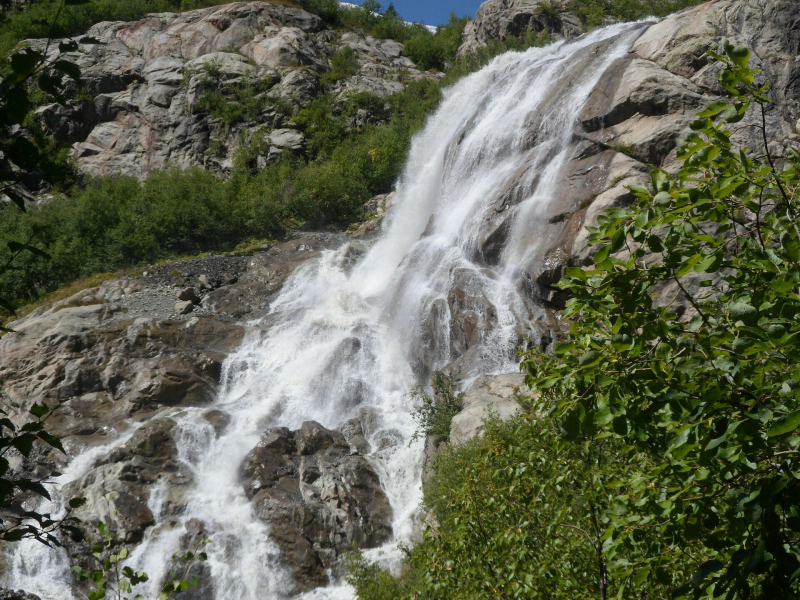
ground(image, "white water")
xmin=7 ymin=21 xmax=648 ymax=599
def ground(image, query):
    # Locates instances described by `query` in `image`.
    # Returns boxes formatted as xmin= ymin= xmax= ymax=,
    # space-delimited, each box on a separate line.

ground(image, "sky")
xmin=348 ymin=0 xmax=484 ymax=26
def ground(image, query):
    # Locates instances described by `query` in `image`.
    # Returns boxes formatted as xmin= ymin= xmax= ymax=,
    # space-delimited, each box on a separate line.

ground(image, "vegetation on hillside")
xmin=348 ymin=47 xmax=800 ymax=600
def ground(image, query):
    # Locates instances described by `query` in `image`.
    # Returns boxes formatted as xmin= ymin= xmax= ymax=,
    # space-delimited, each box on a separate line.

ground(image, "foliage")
xmin=523 ymin=45 xmax=800 ymax=598
xmin=71 ymin=501 xmax=208 ymax=600
xmin=350 ymin=416 xmax=677 ymax=600
xmin=320 ymin=46 xmax=359 ymax=86
xmin=0 ymin=401 xmax=85 ymax=545
xmin=567 ymin=0 xmax=708 ymax=28
xmin=411 ymin=372 xmax=464 ymax=442
xmin=0 ymin=0 xmax=91 ymax=324
xmin=403 ymin=14 xmax=470 ymax=72
xmin=193 ymin=63 xmax=284 ymax=129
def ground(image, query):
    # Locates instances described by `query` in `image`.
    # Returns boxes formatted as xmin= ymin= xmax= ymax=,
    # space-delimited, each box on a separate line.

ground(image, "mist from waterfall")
xmin=6 ymin=20 xmax=649 ymax=600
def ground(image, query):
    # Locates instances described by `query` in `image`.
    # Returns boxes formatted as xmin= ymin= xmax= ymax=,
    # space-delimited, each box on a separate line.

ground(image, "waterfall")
xmin=6 ymin=20 xmax=649 ymax=600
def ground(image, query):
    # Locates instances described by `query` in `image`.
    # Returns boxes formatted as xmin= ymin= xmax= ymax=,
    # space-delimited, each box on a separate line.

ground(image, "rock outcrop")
xmin=459 ymin=0 xmax=582 ymax=56
xmin=241 ymin=421 xmax=393 ymax=590
xmin=29 ymin=2 xmax=438 ymax=179
xmin=449 ymin=373 xmax=527 ymax=446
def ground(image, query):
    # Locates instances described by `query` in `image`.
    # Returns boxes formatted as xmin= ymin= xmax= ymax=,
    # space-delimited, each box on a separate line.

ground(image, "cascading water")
xmin=6 ymin=20 xmax=650 ymax=599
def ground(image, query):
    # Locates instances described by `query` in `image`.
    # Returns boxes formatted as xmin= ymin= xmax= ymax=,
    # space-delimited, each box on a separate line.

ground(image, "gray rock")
xmin=0 ymin=590 xmax=42 ymax=600
xmin=449 ymin=373 xmax=527 ymax=445
xmin=175 ymin=300 xmax=195 ymax=314
xmin=177 ymin=287 xmax=201 ymax=304
xmin=458 ymin=0 xmax=582 ymax=57
xmin=196 ymin=274 xmax=217 ymax=291
xmin=241 ymin=421 xmax=393 ymax=591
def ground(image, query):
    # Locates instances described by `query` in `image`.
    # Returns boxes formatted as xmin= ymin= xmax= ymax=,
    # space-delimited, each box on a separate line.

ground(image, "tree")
xmin=0 ymin=0 xmax=91 ymax=547
xmin=0 ymin=0 xmax=93 ymax=327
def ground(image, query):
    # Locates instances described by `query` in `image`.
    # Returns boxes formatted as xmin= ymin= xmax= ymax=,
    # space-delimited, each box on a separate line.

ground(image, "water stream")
xmin=7 ymin=20 xmax=649 ymax=599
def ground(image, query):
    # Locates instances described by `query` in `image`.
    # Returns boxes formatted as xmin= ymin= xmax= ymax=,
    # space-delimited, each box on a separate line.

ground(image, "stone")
xmin=197 ymin=274 xmax=216 ymax=290
xmin=177 ymin=287 xmax=201 ymax=303
xmin=241 ymin=420 xmax=392 ymax=590
xmin=175 ymin=300 xmax=195 ymax=314
xmin=350 ymin=192 xmax=394 ymax=239
xmin=340 ymin=417 xmax=370 ymax=455
xmin=450 ymin=373 xmax=528 ymax=445
xmin=0 ymin=590 xmax=42 ymax=600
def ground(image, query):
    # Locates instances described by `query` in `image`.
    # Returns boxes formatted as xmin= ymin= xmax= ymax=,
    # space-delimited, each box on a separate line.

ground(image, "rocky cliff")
xmin=31 ymin=2 xmax=438 ymax=179
xmin=2 ymin=0 xmax=800 ymax=597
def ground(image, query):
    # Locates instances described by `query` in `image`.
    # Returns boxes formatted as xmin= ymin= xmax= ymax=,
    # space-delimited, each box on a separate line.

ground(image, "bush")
xmin=411 ymin=372 xmax=464 ymax=442
xmin=193 ymin=64 xmax=283 ymax=129
xmin=320 ymin=46 xmax=360 ymax=86
xmin=403 ymin=14 xmax=469 ymax=71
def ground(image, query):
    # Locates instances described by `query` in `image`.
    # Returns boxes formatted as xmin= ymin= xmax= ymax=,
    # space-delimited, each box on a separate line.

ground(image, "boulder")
xmin=177 ymin=287 xmax=201 ymax=304
xmin=450 ymin=373 xmax=527 ymax=445
xmin=175 ymin=300 xmax=195 ymax=315
xmin=241 ymin=421 xmax=393 ymax=590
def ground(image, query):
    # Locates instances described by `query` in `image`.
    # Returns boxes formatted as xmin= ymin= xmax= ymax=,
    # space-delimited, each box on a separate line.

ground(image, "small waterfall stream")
xmin=7 ymin=20 xmax=649 ymax=600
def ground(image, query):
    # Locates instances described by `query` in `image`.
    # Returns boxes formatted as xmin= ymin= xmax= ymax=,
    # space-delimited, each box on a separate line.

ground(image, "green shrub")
xmin=411 ymin=372 xmax=464 ymax=442
xmin=403 ymin=14 xmax=469 ymax=71
xmin=349 ymin=415 xmax=670 ymax=600
xmin=321 ymin=46 xmax=360 ymax=86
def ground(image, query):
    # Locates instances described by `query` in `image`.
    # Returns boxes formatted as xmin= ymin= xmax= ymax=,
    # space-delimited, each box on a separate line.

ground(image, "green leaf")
xmin=69 ymin=496 xmax=87 ymax=509
xmin=578 ymin=350 xmax=602 ymax=367
xmin=29 ymin=403 xmax=50 ymax=418
xmin=693 ymin=559 xmax=724 ymax=583
xmin=729 ymin=301 xmax=757 ymax=323
xmin=9 ymin=48 xmax=43 ymax=78
xmin=697 ymin=101 xmax=731 ymax=117
xmin=53 ymin=60 xmax=81 ymax=82
xmin=767 ymin=410 xmax=800 ymax=437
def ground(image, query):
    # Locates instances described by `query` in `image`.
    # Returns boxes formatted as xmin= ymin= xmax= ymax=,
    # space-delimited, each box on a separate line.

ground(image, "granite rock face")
xmin=458 ymin=0 xmax=582 ymax=57
xmin=240 ymin=421 xmax=393 ymax=591
xmin=28 ymin=2 xmax=439 ymax=180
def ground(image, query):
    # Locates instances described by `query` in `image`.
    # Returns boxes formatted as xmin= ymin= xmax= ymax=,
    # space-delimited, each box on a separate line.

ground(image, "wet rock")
xmin=0 ymin=590 xmax=42 ymax=600
xmin=340 ymin=418 xmax=370 ymax=455
xmin=241 ymin=421 xmax=392 ymax=591
xmin=202 ymin=409 xmax=231 ymax=436
xmin=64 ymin=418 xmax=187 ymax=548
xmin=350 ymin=192 xmax=394 ymax=239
